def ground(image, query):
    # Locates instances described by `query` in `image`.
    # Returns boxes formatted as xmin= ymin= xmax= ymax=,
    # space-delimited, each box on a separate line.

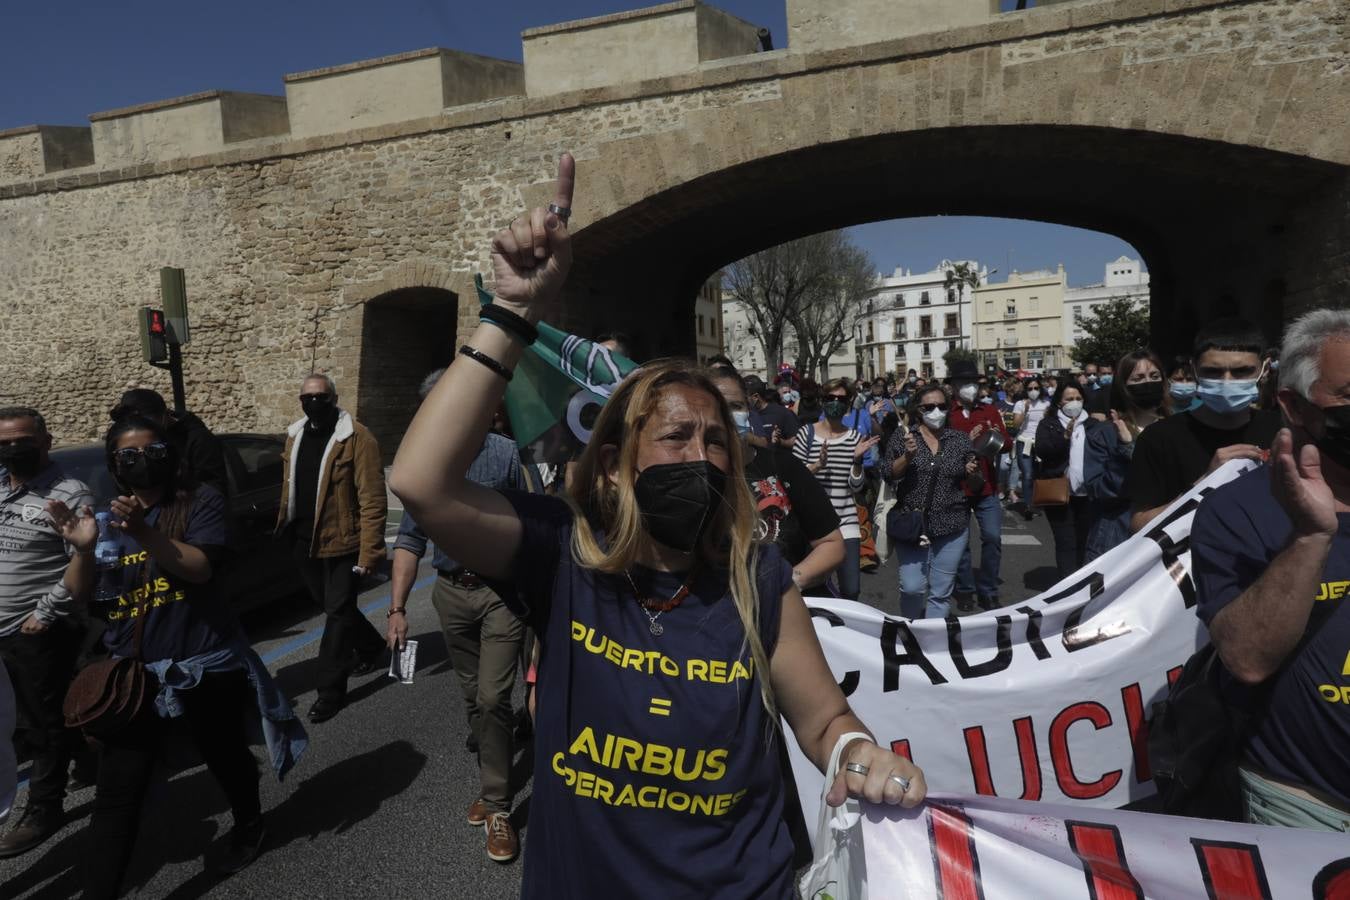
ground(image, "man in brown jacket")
xmin=279 ymin=374 xmax=388 ymax=723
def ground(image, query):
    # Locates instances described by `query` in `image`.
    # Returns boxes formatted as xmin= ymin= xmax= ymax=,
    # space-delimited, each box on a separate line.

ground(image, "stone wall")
xmin=0 ymin=0 xmax=1346 ymax=448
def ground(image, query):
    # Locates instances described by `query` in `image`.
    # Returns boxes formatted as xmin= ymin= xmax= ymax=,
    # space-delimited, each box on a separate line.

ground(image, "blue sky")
xmin=2 ymin=0 xmax=1133 ymax=285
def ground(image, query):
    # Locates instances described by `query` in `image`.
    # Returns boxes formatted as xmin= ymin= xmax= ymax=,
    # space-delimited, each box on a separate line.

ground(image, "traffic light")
xmin=139 ymin=307 xmax=168 ymax=364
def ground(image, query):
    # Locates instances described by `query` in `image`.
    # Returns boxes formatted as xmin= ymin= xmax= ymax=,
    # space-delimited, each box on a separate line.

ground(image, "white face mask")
xmin=1062 ymin=401 xmax=1084 ymax=419
xmin=958 ymin=384 xmax=978 ymax=404
xmin=1027 ymin=389 xmax=1041 ymax=400
xmin=732 ymin=410 xmax=751 ymax=436
xmin=923 ymin=409 xmax=948 ymax=430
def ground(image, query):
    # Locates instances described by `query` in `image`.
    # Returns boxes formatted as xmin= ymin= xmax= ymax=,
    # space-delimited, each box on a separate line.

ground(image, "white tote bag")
xmin=798 ymin=731 xmax=870 ymax=900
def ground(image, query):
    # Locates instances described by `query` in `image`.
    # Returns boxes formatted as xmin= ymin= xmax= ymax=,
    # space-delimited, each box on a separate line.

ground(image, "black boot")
xmin=976 ymin=594 xmax=1000 ymax=612
xmin=954 ymin=592 xmax=976 ymax=614
xmin=209 ymin=814 xmax=268 ymax=875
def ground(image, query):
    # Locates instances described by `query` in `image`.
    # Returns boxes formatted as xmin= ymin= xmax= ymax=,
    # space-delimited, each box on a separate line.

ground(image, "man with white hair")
xmin=278 ymin=373 xmax=388 ymax=723
xmin=1190 ymin=308 xmax=1350 ymax=831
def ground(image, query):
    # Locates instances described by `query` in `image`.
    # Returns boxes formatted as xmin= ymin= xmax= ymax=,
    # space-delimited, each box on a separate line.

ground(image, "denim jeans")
xmin=956 ymin=493 xmax=1003 ymax=598
xmin=1015 ymin=442 xmax=1035 ymax=497
xmin=898 ymin=530 xmax=967 ymax=619
xmin=831 ymin=538 xmax=861 ymax=601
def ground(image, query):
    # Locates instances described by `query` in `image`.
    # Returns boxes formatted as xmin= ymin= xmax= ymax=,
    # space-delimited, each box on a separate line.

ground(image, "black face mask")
xmin=115 ymin=455 xmax=173 ymax=491
xmin=1125 ymin=381 xmax=1165 ymax=410
xmin=0 ymin=443 xmax=43 ymax=479
xmin=1311 ymin=402 xmax=1350 ymax=471
xmin=302 ymin=396 xmax=338 ymax=428
xmin=633 ymin=461 xmax=728 ymax=554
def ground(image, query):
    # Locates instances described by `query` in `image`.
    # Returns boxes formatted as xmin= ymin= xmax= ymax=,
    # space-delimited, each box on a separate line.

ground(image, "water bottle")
xmin=93 ymin=512 xmax=121 ymax=604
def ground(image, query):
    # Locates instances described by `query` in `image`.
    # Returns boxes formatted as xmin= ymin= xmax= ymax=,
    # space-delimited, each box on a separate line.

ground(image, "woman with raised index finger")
xmin=389 ymin=153 xmax=927 ymax=898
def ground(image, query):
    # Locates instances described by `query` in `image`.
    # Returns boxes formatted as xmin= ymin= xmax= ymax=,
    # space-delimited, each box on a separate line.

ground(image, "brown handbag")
xmin=1032 ymin=476 xmax=1070 ymax=507
xmin=63 ymin=605 xmax=148 ymax=737
xmin=1031 ymin=418 xmax=1075 ymax=508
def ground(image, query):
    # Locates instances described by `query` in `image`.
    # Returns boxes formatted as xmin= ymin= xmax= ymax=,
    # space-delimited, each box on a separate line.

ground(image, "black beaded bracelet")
xmin=459 ymin=345 xmax=513 ymax=382
xmin=479 ymin=303 xmax=538 ymax=346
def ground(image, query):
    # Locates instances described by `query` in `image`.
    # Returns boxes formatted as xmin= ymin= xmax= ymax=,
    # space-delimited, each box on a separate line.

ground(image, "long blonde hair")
xmin=566 ymin=359 xmax=776 ymax=718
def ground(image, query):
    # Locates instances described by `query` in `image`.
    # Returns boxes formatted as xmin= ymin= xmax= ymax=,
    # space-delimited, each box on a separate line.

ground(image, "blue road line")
xmin=11 ymin=573 xmax=440 ymax=793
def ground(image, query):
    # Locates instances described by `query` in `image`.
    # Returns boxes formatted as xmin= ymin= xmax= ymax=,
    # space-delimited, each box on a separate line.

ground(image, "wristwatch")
xmin=387 ymin=607 xmax=406 ymax=618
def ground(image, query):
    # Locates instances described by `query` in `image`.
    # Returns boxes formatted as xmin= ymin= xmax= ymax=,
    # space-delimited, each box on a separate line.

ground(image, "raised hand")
xmin=1270 ymin=428 xmax=1337 ymax=537
xmin=903 ymin=432 xmax=919 ymax=456
xmin=854 ymin=435 xmax=881 ymax=459
xmin=490 ymin=153 xmax=575 ymax=317
xmin=971 ymin=423 xmax=985 ymax=440
xmin=46 ymin=500 xmax=97 ymax=553
xmin=109 ymin=495 xmax=150 ymax=539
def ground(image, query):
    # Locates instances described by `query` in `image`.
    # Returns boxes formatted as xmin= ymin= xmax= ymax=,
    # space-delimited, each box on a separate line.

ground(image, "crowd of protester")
xmin=0 ymin=151 xmax=1344 ymax=900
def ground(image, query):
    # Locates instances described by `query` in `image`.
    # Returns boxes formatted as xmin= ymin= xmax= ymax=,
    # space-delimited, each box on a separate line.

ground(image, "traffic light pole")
xmin=166 ymin=343 xmax=187 ymax=417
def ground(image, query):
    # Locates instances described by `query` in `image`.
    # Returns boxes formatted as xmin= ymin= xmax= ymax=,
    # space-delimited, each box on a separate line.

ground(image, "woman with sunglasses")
xmin=883 ymin=385 xmax=978 ymax=619
xmin=793 ymin=379 xmax=881 ymax=600
xmin=80 ymin=416 xmax=306 ymax=898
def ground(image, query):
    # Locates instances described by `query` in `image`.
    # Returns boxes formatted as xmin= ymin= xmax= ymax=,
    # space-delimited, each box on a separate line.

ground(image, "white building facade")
xmin=1063 ymin=256 xmax=1151 ymax=350
xmin=855 ymin=261 xmax=986 ymax=380
xmin=720 ymin=296 xmax=857 ymax=382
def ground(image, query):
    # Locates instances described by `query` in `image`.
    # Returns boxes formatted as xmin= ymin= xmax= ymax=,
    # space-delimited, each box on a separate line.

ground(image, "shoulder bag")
xmin=1147 ymin=644 xmax=1266 ymax=821
xmin=886 ymin=433 xmax=941 ymax=546
xmin=1032 ymin=418 xmax=1074 ymax=507
xmin=63 ymin=610 xmax=147 ymax=738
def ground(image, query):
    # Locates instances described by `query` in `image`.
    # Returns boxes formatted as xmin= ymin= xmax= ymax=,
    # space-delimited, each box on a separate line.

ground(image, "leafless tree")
xmin=725 ymin=230 xmax=872 ymax=379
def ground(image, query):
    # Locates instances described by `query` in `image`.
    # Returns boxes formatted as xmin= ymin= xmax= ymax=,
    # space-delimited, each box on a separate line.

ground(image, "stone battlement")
xmin=0 ymin=0 xmax=1161 ymax=188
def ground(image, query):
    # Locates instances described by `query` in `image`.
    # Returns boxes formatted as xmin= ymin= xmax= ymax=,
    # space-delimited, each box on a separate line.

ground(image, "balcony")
xmin=918 ymin=332 xmax=934 ymax=340
xmin=1003 ymin=337 xmax=1019 ymax=347
xmin=943 ymin=328 xmax=960 ymax=337
xmin=1003 ymin=311 xmax=1017 ymax=318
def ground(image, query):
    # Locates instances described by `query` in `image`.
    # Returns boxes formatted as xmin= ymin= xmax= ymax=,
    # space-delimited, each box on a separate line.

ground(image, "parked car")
xmin=50 ymin=433 xmax=302 ymax=611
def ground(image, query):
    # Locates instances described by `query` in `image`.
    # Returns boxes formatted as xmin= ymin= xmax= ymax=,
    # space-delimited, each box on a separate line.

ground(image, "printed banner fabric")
xmin=859 ymin=793 xmax=1350 ymax=899
xmin=788 ymin=462 xmax=1259 ymax=828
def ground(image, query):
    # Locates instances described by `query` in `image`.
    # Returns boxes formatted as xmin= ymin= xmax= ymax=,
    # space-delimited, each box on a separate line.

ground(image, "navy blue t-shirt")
xmin=101 ymin=485 xmax=238 ymax=662
xmin=1192 ymin=465 xmax=1350 ymax=805
xmin=490 ymin=491 xmax=796 ymax=899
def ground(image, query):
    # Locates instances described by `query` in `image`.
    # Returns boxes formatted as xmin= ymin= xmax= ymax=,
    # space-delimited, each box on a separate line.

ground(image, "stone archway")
xmin=336 ymin=261 xmax=460 ymax=463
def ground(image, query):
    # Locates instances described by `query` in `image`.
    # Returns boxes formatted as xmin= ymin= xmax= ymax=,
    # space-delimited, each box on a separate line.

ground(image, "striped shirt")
xmin=793 ymin=424 xmax=866 ymax=540
xmin=0 ymin=463 xmax=93 ymax=636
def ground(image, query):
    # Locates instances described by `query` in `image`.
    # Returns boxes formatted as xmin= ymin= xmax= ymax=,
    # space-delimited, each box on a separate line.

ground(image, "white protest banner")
xmin=858 ymin=793 xmax=1350 ymax=900
xmin=789 ymin=461 xmax=1257 ymax=826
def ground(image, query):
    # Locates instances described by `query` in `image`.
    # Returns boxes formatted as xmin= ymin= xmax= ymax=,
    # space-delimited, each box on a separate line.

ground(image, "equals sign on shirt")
xmin=648 ymin=698 xmax=672 ymax=717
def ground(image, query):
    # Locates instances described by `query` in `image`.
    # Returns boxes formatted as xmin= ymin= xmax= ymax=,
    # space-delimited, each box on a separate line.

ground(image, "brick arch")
xmin=322 ymin=263 xmax=462 ymax=462
xmin=341 ymin=259 xmax=461 ymax=307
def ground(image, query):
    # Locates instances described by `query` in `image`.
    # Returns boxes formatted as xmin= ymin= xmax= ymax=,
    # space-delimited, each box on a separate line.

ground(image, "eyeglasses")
xmin=827 ymin=394 xmax=849 ymax=401
xmin=918 ymin=403 xmax=949 ymax=413
xmin=111 ymin=442 xmax=169 ymax=467
xmin=299 ymin=393 xmax=332 ymax=402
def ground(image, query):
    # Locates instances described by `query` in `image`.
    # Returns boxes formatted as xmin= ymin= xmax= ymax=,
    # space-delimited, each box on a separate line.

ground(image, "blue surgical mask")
xmin=1196 ymin=377 xmax=1260 ymax=414
xmin=1099 ymin=374 xmax=1113 ymax=386
xmin=732 ymin=410 xmax=751 ymax=436
xmin=1169 ymin=381 xmax=1197 ymax=402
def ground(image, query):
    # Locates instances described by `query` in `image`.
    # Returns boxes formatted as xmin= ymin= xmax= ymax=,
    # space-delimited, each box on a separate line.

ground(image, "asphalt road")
xmin=0 ymin=502 xmax=1055 ymax=899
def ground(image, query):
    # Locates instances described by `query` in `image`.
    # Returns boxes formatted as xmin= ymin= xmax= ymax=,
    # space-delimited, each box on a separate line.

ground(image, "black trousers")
xmin=1044 ymin=495 xmax=1093 ymax=579
xmin=292 ymin=544 xmax=385 ymax=700
xmin=82 ymin=669 xmax=261 ymax=900
xmin=0 ymin=621 xmax=81 ymax=811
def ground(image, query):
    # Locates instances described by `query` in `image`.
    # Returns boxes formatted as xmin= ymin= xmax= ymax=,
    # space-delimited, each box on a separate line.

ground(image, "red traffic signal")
xmin=139 ymin=307 xmax=168 ymax=364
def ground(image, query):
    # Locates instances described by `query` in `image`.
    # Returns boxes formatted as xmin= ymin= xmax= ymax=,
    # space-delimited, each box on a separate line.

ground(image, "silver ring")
xmin=547 ymin=203 xmax=571 ymax=224
xmin=845 ymin=762 xmax=869 ymax=777
xmin=888 ymin=774 xmax=912 ymax=793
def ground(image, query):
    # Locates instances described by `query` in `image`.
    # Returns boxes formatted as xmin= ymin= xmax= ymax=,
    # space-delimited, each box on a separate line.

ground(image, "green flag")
xmin=477 ymin=276 xmax=638 ymax=464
